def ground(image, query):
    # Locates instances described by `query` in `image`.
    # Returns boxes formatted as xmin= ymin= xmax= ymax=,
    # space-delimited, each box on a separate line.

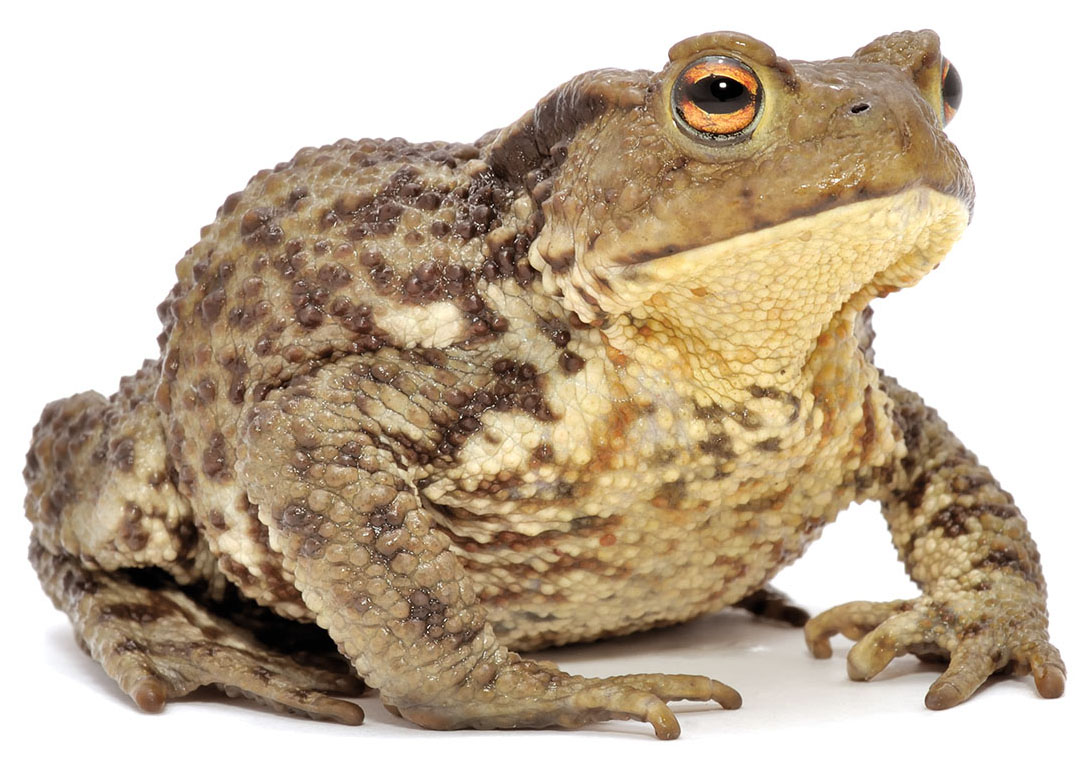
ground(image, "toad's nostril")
xmin=850 ymin=102 xmax=871 ymax=114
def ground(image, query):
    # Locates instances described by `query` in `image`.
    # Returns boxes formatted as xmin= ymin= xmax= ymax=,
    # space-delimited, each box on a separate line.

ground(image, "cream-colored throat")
xmin=599 ymin=187 xmax=969 ymax=380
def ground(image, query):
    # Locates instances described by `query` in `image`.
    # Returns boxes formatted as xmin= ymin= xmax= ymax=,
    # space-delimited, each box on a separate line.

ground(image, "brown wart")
xmin=930 ymin=502 xmax=1020 ymax=538
xmin=975 ymin=545 xmax=1042 ymax=587
xmin=201 ymin=431 xmax=231 ymax=481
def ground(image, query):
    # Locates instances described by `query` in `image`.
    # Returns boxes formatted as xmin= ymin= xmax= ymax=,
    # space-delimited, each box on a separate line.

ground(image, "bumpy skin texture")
xmin=24 ymin=30 xmax=1064 ymax=737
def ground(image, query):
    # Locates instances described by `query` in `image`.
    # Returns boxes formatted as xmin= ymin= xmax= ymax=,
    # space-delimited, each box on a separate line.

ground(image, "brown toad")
xmin=24 ymin=30 xmax=1065 ymax=738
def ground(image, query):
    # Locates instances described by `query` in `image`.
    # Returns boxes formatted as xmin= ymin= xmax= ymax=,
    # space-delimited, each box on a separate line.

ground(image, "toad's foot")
xmin=804 ymin=589 xmax=1065 ymax=708
xmin=387 ymin=669 xmax=741 ymax=739
xmin=31 ymin=541 xmax=365 ymax=724
xmin=734 ymin=586 xmax=810 ymax=627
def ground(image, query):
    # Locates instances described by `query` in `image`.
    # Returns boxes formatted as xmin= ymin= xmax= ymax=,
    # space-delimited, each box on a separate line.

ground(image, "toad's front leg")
xmin=806 ymin=375 xmax=1065 ymax=708
xmin=238 ymin=354 xmax=739 ymax=738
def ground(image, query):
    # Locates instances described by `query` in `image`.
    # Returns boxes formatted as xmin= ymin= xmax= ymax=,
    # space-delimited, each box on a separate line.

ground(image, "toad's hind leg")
xmin=24 ymin=363 xmax=363 ymax=723
xmin=239 ymin=354 xmax=741 ymax=738
xmin=734 ymin=586 xmax=810 ymax=627
xmin=30 ymin=542 xmax=364 ymax=723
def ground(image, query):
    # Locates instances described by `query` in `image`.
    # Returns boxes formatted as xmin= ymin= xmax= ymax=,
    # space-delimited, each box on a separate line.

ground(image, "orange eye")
xmin=941 ymin=57 xmax=962 ymax=125
xmin=672 ymin=56 xmax=762 ymax=140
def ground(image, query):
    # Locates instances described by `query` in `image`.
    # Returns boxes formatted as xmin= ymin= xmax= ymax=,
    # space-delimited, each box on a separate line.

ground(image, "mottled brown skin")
xmin=24 ymin=30 xmax=1064 ymax=737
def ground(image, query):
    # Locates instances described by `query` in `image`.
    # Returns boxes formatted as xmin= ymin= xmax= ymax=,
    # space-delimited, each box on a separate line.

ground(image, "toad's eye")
xmin=941 ymin=57 xmax=962 ymax=125
xmin=672 ymin=56 xmax=762 ymax=140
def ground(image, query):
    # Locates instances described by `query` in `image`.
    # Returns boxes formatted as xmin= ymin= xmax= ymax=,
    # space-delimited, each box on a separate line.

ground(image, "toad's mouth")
xmin=581 ymin=187 xmax=970 ymax=372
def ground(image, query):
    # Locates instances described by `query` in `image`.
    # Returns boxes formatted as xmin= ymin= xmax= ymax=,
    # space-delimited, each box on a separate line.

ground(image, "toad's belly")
xmin=437 ymin=484 xmax=856 ymax=650
xmin=422 ymin=325 xmax=897 ymax=649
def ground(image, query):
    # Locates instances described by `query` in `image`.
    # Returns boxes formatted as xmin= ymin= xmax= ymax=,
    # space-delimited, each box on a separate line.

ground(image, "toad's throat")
xmin=590 ymin=188 xmax=970 ymax=370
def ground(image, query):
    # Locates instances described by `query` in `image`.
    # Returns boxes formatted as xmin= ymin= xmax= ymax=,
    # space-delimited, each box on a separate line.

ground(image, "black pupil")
xmin=942 ymin=62 xmax=962 ymax=112
xmin=689 ymin=76 xmax=750 ymax=114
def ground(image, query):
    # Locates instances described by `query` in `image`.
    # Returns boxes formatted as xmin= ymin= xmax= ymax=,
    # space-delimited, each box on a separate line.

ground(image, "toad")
xmin=24 ymin=30 xmax=1065 ymax=738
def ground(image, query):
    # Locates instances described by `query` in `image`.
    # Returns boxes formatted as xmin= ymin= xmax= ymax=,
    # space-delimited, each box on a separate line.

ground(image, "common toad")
xmin=24 ymin=30 xmax=1064 ymax=738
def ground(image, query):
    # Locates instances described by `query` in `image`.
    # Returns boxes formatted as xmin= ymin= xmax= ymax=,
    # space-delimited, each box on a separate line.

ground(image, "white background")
xmin=1 ymin=1 xmax=1086 ymax=767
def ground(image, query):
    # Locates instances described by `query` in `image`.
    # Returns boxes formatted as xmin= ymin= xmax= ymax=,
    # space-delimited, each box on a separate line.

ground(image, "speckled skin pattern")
xmin=24 ymin=30 xmax=1065 ymax=738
